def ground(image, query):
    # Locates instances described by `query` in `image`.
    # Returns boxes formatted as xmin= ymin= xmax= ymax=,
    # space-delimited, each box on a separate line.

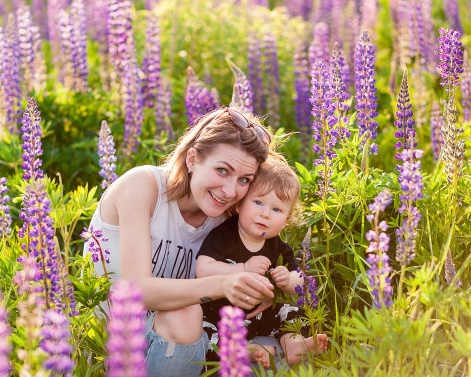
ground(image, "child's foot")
xmin=248 ymin=344 xmax=275 ymax=369
xmin=281 ymin=334 xmax=328 ymax=366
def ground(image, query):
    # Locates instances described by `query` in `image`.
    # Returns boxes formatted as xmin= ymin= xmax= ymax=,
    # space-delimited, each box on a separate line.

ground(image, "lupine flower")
xmin=98 ymin=121 xmax=118 ymax=189
xmin=185 ymin=67 xmax=216 ymax=126
xmin=360 ymin=0 xmax=377 ymax=38
xmin=365 ymin=190 xmax=393 ymax=309
xmin=421 ymin=0 xmax=436 ymax=66
xmin=81 ymin=226 xmax=111 ymax=278
xmin=394 ymin=70 xmax=416 ymax=160
xmin=295 ymin=228 xmax=318 ymax=309
xmin=294 ymin=46 xmax=312 ymax=149
xmin=0 ymin=178 xmax=12 ymax=238
xmin=71 ymin=0 xmax=88 ymax=92
xmin=58 ymin=10 xmax=75 ymax=89
xmin=395 ymin=149 xmax=424 ymax=266
xmin=308 ymin=22 xmax=330 ymax=67
xmin=40 ymin=309 xmax=74 ymax=375
xmin=0 ymin=293 xmax=11 ymax=377
xmin=330 ymin=42 xmax=351 ymax=140
xmin=408 ymin=2 xmax=429 ymax=68
xmin=122 ymin=63 xmax=144 ymax=159
xmin=262 ymin=32 xmax=280 ymax=127
xmin=437 ymin=28 xmax=464 ymax=95
xmin=310 ymin=59 xmax=338 ymax=198
xmin=444 ymin=250 xmax=462 ymax=287
xmin=443 ymin=0 xmax=463 ymax=35
xmin=228 ymin=60 xmax=254 ymax=113
xmin=331 ymin=41 xmax=352 ymax=92
xmin=141 ymin=14 xmax=161 ymax=109
xmin=286 ymin=0 xmax=312 ymax=20
xmin=313 ymin=0 xmax=332 ymax=25
xmin=354 ymin=30 xmax=379 ymax=156
xmin=16 ymin=3 xmax=35 ymax=95
xmin=461 ymin=52 xmax=471 ymax=122
xmin=430 ymin=101 xmax=444 ymax=162
xmin=21 ymin=98 xmax=44 ymax=182
xmin=47 ymin=0 xmax=66 ymax=58
xmin=31 ymin=25 xmax=47 ymax=93
xmin=248 ymin=33 xmax=265 ymax=115
xmin=106 ymin=280 xmax=147 ymax=377
xmin=218 ymin=306 xmax=251 ymax=377
xmin=155 ymin=76 xmax=174 ymax=139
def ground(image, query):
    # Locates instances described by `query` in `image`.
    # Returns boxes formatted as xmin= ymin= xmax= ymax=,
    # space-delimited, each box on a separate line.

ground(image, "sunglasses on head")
xmin=194 ymin=108 xmax=271 ymax=146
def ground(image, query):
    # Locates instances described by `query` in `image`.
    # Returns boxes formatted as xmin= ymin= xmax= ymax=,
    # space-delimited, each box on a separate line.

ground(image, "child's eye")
xmin=273 ymin=208 xmax=281 ymax=213
xmin=217 ymin=168 xmax=227 ymax=175
xmin=255 ymin=200 xmax=262 ymax=206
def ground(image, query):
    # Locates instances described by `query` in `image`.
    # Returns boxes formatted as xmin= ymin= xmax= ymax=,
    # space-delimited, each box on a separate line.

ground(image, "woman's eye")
xmin=239 ymin=177 xmax=250 ymax=184
xmin=217 ymin=168 xmax=227 ymax=175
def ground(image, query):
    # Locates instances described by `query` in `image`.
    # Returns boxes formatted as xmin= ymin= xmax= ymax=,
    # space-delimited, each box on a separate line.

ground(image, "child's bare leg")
xmin=248 ymin=344 xmax=275 ymax=369
xmin=280 ymin=333 xmax=328 ymax=366
xmin=154 ymin=304 xmax=203 ymax=344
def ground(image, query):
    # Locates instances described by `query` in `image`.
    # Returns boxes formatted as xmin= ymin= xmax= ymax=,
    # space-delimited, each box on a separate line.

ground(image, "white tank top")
xmin=84 ymin=165 xmax=225 ymax=282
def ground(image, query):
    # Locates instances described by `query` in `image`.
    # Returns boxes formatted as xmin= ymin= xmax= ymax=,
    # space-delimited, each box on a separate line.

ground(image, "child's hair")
xmin=250 ymin=153 xmax=302 ymax=224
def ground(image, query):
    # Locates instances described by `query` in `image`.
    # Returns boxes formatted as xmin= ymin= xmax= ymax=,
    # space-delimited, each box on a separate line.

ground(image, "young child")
xmin=196 ymin=155 xmax=328 ymax=368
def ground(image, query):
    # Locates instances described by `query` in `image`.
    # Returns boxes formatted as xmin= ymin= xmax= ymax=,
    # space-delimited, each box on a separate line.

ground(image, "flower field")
xmin=1 ymin=0 xmax=471 ymax=376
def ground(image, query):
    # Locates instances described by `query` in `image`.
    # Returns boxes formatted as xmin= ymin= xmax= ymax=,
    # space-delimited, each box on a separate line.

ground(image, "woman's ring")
xmin=245 ymin=295 xmax=250 ymax=303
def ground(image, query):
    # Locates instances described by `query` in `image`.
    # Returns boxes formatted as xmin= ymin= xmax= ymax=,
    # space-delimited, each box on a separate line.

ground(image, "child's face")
xmin=237 ymin=186 xmax=293 ymax=241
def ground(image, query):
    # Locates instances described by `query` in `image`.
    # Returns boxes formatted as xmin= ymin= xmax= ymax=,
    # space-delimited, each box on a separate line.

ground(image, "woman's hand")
xmin=245 ymin=298 xmax=273 ymax=319
xmin=222 ymin=272 xmax=274 ymax=310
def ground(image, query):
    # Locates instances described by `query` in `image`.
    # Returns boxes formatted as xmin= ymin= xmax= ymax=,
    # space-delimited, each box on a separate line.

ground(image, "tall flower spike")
xmin=16 ymin=3 xmax=35 ymax=95
xmin=461 ymin=51 xmax=471 ymax=123
xmin=331 ymin=42 xmax=351 ymax=140
xmin=0 ymin=178 xmax=12 ymax=238
xmin=228 ymin=59 xmax=254 ymax=113
xmin=443 ymin=0 xmax=463 ymax=35
xmin=141 ymin=14 xmax=161 ymax=109
xmin=437 ymin=28 xmax=464 ymax=95
xmin=21 ymin=98 xmax=44 ymax=182
xmin=294 ymin=45 xmax=312 ymax=150
xmin=308 ymin=22 xmax=330 ymax=67
xmin=295 ymin=228 xmax=318 ymax=309
xmin=394 ymin=69 xmax=416 ymax=160
xmin=262 ymin=32 xmax=280 ymax=128
xmin=218 ymin=306 xmax=251 ymax=377
xmin=444 ymin=250 xmax=462 ymax=287
xmin=354 ymin=30 xmax=379 ymax=156
xmin=395 ymin=149 xmax=424 ymax=266
xmin=71 ymin=0 xmax=89 ymax=92
xmin=155 ymin=76 xmax=174 ymax=140
xmin=248 ymin=33 xmax=265 ymax=115
xmin=31 ymin=25 xmax=47 ymax=93
xmin=185 ymin=67 xmax=216 ymax=126
xmin=106 ymin=280 xmax=147 ymax=377
xmin=98 ymin=120 xmax=118 ymax=190
xmin=310 ymin=59 xmax=338 ymax=199
xmin=40 ymin=309 xmax=74 ymax=375
xmin=365 ymin=190 xmax=393 ymax=309
xmin=0 ymin=292 xmax=11 ymax=377
xmin=430 ymin=101 xmax=444 ymax=162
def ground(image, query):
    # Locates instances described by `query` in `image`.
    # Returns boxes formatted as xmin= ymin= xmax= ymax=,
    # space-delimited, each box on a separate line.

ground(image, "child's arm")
xmin=196 ymin=255 xmax=272 ymax=277
xmin=271 ymin=267 xmax=304 ymax=295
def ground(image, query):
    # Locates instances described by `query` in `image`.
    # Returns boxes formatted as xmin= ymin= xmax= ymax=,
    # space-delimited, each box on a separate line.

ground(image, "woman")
xmin=84 ymin=108 xmax=275 ymax=377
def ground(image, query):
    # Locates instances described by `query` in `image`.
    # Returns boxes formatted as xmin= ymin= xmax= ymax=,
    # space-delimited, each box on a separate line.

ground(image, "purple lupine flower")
xmin=313 ymin=0 xmax=332 ymax=25
xmin=31 ymin=25 xmax=47 ymax=93
xmin=360 ymin=0 xmax=377 ymax=37
xmin=437 ymin=28 xmax=464 ymax=95
xmin=107 ymin=0 xmax=138 ymax=82
xmin=286 ymin=0 xmax=312 ymax=20
xmin=395 ymin=149 xmax=424 ymax=266
xmin=408 ymin=2 xmax=429 ymax=68
xmin=262 ymin=32 xmax=280 ymax=127
xmin=0 ymin=178 xmax=12 ymax=238
xmin=295 ymin=228 xmax=318 ymax=309
xmin=16 ymin=3 xmax=35 ymax=94
xmin=444 ymin=251 xmax=462 ymax=287
xmin=308 ymin=22 xmax=330 ymax=67
xmin=421 ymin=0 xmax=436 ymax=66
xmin=354 ymin=30 xmax=379 ymax=156
xmin=347 ymin=8 xmax=361 ymax=68
xmin=365 ymin=189 xmax=393 ymax=309
xmin=430 ymin=101 xmax=443 ymax=162
xmin=248 ymin=33 xmax=265 ymax=115
xmin=106 ymin=280 xmax=147 ymax=377
xmin=394 ymin=70 xmax=416 ymax=160
xmin=141 ymin=14 xmax=161 ymax=109
xmin=218 ymin=306 xmax=250 ymax=377
xmin=81 ymin=225 xmax=111 ymax=278
xmin=47 ymin=0 xmax=66 ymax=55
xmin=294 ymin=46 xmax=312 ymax=147
xmin=0 ymin=293 xmax=10 ymax=377
xmin=331 ymin=42 xmax=351 ymax=140
xmin=58 ymin=9 xmax=75 ymax=88
xmin=228 ymin=60 xmax=254 ymax=113
xmin=40 ymin=309 xmax=74 ymax=375
xmin=21 ymin=97 xmax=44 ymax=182
xmin=461 ymin=52 xmax=471 ymax=122
xmin=32 ymin=0 xmax=47 ymax=38
xmin=310 ymin=59 xmax=338 ymax=198
xmin=122 ymin=64 xmax=144 ymax=159
xmin=331 ymin=41 xmax=352 ymax=92
xmin=98 ymin=121 xmax=118 ymax=189
xmin=71 ymin=0 xmax=88 ymax=92
xmin=185 ymin=67 xmax=216 ymax=126
xmin=443 ymin=0 xmax=463 ymax=35
xmin=155 ymin=76 xmax=174 ymax=139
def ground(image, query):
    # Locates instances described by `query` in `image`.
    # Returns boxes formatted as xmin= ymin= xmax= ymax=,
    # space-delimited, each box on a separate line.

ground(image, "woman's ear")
xmin=186 ymin=147 xmax=197 ymax=173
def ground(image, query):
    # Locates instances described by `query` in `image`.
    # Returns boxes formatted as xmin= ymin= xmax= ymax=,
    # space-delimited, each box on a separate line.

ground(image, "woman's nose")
xmin=221 ymin=180 xmax=236 ymax=199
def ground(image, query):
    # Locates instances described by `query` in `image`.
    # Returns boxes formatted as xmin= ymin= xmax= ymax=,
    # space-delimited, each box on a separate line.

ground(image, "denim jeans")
xmin=145 ymin=312 xmax=209 ymax=377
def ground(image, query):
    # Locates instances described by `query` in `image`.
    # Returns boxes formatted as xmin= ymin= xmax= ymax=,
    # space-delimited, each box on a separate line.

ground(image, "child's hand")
xmin=270 ymin=266 xmax=290 ymax=290
xmin=244 ymin=256 xmax=271 ymax=275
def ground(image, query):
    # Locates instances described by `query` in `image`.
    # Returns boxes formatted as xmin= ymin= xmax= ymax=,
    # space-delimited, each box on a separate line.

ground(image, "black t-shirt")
xmin=196 ymin=215 xmax=298 ymax=321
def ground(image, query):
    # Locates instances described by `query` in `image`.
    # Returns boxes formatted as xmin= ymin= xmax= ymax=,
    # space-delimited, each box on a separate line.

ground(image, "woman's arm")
xmin=107 ymin=168 xmax=274 ymax=311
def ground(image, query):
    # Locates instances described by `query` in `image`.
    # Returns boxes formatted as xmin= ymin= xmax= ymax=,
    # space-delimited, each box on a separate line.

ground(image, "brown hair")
xmin=165 ymin=108 xmax=271 ymax=201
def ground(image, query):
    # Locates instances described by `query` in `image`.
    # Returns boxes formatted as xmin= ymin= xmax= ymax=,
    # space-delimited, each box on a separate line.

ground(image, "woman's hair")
xmin=165 ymin=108 xmax=271 ymax=201
xmin=250 ymin=153 xmax=301 ymax=213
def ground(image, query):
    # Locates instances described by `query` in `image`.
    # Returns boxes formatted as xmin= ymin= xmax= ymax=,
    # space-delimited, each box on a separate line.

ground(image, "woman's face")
xmin=187 ymin=144 xmax=259 ymax=218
